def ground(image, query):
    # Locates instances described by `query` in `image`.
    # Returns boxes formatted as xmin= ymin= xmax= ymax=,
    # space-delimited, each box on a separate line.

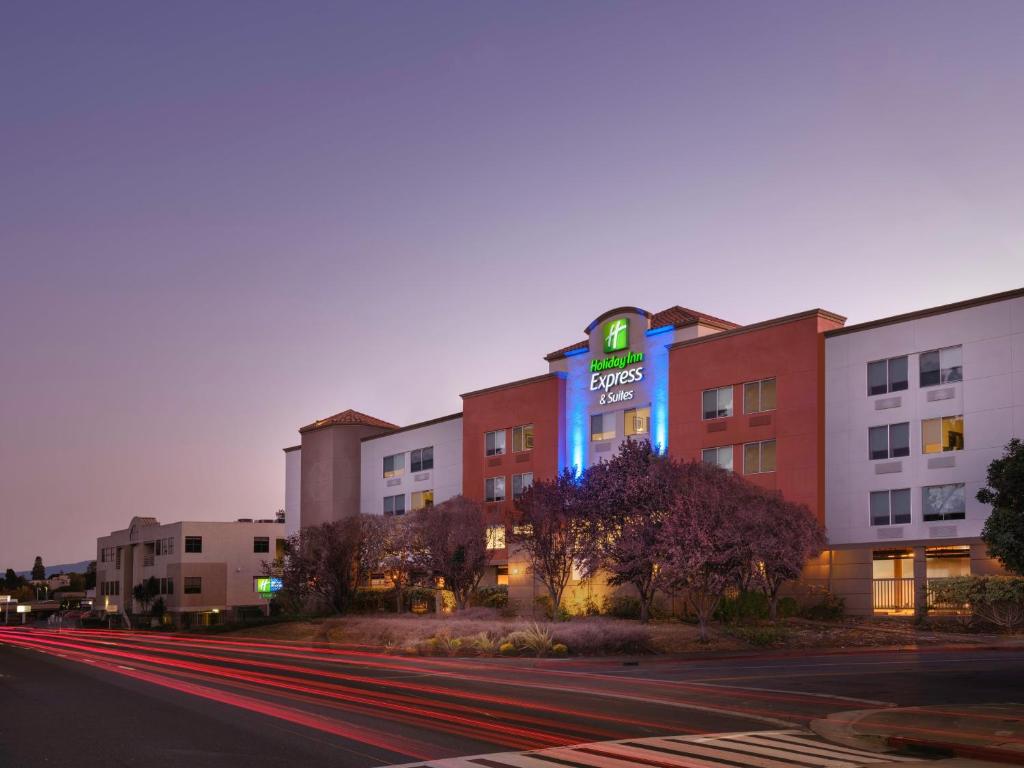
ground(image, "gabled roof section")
xmin=299 ymin=408 xmax=399 ymax=434
xmin=545 ymin=305 xmax=739 ymax=361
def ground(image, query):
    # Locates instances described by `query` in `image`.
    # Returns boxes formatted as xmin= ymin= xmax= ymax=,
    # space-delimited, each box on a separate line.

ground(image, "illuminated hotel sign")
xmin=603 ymin=318 xmax=630 ymax=353
xmin=256 ymin=577 xmax=283 ymax=596
xmin=590 ymin=324 xmax=645 ymax=404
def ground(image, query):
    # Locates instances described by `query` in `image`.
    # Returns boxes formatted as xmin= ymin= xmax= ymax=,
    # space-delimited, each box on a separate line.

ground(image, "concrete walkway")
xmin=813 ymin=704 xmax=1024 ymax=765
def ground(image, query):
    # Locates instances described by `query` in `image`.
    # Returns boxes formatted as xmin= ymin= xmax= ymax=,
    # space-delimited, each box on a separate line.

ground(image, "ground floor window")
xmin=183 ymin=577 xmax=202 ymax=595
xmin=496 ymin=565 xmax=509 ymax=586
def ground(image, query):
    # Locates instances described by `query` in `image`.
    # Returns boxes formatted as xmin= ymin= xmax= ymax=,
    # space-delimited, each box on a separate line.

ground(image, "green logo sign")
xmin=603 ymin=318 xmax=629 ymax=353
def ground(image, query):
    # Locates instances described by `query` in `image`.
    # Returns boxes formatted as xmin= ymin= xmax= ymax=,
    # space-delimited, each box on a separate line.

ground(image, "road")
xmin=2 ymin=626 xmax=1023 ymax=767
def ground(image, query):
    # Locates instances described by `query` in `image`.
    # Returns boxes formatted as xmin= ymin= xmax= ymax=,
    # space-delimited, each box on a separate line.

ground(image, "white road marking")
xmin=685 ymin=681 xmax=895 ymax=707
xmin=374 ymin=729 xmax=926 ymax=768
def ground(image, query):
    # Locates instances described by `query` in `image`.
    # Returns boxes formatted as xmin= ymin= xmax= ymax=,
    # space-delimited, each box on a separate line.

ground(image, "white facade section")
xmin=825 ymin=294 xmax=1024 ymax=546
xmin=360 ymin=416 xmax=463 ymax=516
xmin=284 ymin=447 xmax=301 ymax=538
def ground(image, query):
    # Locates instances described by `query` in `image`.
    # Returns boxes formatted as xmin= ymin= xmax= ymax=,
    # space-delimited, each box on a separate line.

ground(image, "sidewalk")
xmin=813 ymin=704 xmax=1024 ymax=765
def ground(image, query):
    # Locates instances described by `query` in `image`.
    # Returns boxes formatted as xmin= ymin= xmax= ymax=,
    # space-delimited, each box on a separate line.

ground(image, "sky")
xmin=1 ymin=2 xmax=1022 ymax=570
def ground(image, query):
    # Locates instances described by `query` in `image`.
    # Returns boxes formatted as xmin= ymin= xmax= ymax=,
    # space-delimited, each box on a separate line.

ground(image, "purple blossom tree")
xmin=509 ymin=468 xmax=596 ymax=621
xmin=414 ymin=495 xmax=488 ymax=610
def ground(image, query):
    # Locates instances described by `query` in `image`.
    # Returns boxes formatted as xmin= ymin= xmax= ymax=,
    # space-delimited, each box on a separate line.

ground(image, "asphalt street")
xmin=2 ymin=626 xmax=1023 ymax=768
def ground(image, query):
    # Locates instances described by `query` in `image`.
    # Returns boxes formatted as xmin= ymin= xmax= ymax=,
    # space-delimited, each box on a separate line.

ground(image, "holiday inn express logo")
xmin=603 ymin=318 xmax=629 ymax=353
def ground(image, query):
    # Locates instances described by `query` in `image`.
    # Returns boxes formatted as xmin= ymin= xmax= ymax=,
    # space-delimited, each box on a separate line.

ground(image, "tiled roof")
xmin=299 ymin=408 xmax=399 ymax=434
xmin=545 ymin=305 xmax=739 ymax=361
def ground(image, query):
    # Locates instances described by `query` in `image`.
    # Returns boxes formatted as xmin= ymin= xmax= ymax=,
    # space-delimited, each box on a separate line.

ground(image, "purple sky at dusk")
xmin=2 ymin=2 xmax=1022 ymax=570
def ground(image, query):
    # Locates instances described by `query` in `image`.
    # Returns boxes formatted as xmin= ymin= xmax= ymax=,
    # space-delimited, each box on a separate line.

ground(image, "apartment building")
xmin=96 ymin=516 xmax=285 ymax=626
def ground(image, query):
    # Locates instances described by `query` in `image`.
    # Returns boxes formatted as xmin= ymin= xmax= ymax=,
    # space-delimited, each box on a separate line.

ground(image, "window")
xmin=702 ymin=386 xmax=734 ymax=420
xmin=625 ymin=407 xmax=650 ymax=436
xmin=183 ymin=577 xmax=202 ymax=595
xmin=921 ymin=416 xmax=964 ymax=454
xmin=486 ymin=524 xmax=506 ymax=550
xmin=922 ymin=483 xmax=966 ymax=521
xmin=115 ymin=547 xmax=122 ymax=570
xmin=868 ymin=422 xmax=910 ymax=460
xmin=743 ymin=378 xmax=776 ymax=414
xmin=867 ymin=356 xmax=909 ymax=396
xmin=383 ymin=494 xmax=405 ymax=516
xmin=512 ymin=472 xmax=534 ymax=499
xmin=154 ymin=537 xmax=174 ymax=556
xmin=383 ymin=453 xmax=405 ymax=478
xmin=253 ymin=537 xmax=270 ymax=553
xmin=919 ymin=345 xmax=962 ymax=387
xmin=512 ymin=424 xmax=534 ymax=452
xmin=411 ymin=490 xmax=434 ymax=510
xmin=159 ymin=577 xmax=174 ymax=595
xmin=485 ymin=476 xmax=506 ymax=503
xmin=184 ymin=536 xmax=202 ymax=553
xmin=870 ymin=489 xmax=911 ymax=526
xmin=485 ymin=430 xmax=506 ymax=456
xmin=496 ymin=566 xmax=509 ymax=586
xmin=743 ymin=439 xmax=776 ymax=474
xmin=702 ymin=446 xmax=733 ymax=471
xmin=590 ymin=412 xmax=615 ymax=441
xmin=410 ymin=446 xmax=433 ymax=472
xmin=100 ymin=546 xmax=116 ymax=563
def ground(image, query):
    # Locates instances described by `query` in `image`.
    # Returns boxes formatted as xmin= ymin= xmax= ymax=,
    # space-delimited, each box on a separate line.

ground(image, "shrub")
xmin=474 ymin=585 xmax=509 ymax=609
xmin=499 ymin=642 xmax=516 ymax=655
xmin=929 ymin=576 xmax=1024 ymax=630
xmin=715 ymin=591 xmax=770 ymax=623
xmin=777 ymin=596 xmax=798 ymax=618
xmin=504 ymin=623 xmax=555 ymax=656
xmin=799 ymin=589 xmax=845 ymax=621
xmin=534 ymin=595 xmax=570 ymax=621
xmin=602 ymin=595 xmax=642 ymax=620
xmin=552 ymin=643 xmax=568 ymax=656
xmin=468 ymin=632 xmax=499 ymax=655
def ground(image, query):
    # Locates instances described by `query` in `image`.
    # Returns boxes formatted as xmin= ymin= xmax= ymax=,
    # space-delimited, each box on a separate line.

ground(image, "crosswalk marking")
xmin=376 ymin=730 xmax=925 ymax=768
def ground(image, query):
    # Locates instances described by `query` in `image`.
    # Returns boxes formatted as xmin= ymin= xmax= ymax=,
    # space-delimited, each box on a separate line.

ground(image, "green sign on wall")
xmin=603 ymin=318 xmax=629 ymax=353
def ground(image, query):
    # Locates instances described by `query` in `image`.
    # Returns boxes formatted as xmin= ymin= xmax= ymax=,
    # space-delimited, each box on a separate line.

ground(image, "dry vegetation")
xmin=227 ymin=609 xmax=1021 ymax=657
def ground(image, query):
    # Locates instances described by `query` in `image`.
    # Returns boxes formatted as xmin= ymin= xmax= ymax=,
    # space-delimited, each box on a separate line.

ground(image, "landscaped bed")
xmin=225 ymin=610 xmax=1021 ymax=657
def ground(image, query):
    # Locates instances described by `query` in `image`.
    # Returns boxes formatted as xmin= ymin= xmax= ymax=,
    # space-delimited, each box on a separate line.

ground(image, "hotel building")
xmin=283 ymin=288 xmax=1024 ymax=615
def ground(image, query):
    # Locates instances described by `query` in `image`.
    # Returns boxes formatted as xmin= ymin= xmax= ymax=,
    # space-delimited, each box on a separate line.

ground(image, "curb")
xmin=885 ymin=736 xmax=1024 ymax=766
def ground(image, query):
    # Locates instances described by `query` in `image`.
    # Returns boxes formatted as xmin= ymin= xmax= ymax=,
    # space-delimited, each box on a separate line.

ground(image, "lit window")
xmin=625 ymin=407 xmax=650 ymax=436
xmin=922 ymin=483 xmax=965 ymax=521
xmin=253 ymin=537 xmax=270 ymax=553
xmin=743 ymin=439 xmax=776 ymax=474
xmin=868 ymin=422 xmax=910 ymax=460
xmin=702 ymin=386 xmax=733 ymax=420
xmin=512 ymin=472 xmax=534 ymax=499
xmin=512 ymin=424 xmax=534 ymax=452
xmin=702 ymin=446 xmax=733 ymax=471
xmin=496 ymin=566 xmax=509 ymax=586
xmin=485 ymin=476 xmax=506 ymax=503
xmin=590 ymin=412 xmax=615 ymax=441
xmin=870 ymin=489 xmax=911 ymax=526
xmin=184 ymin=536 xmax=202 ymax=554
xmin=411 ymin=489 xmax=434 ymax=510
xmin=383 ymin=453 xmax=405 ymax=478
xmin=919 ymin=346 xmax=962 ymax=388
xmin=383 ymin=494 xmax=405 ymax=516
xmin=921 ymin=416 xmax=964 ymax=454
xmin=410 ymin=446 xmax=433 ymax=472
xmin=183 ymin=577 xmax=202 ymax=594
xmin=485 ymin=430 xmax=506 ymax=456
xmin=486 ymin=524 xmax=506 ymax=549
xmin=743 ymin=378 xmax=776 ymax=414
xmin=867 ymin=356 xmax=909 ymax=396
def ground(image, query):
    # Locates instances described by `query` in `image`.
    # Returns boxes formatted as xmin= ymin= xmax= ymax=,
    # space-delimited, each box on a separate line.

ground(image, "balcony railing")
xmin=873 ymin=577 xmax=915 ymax=611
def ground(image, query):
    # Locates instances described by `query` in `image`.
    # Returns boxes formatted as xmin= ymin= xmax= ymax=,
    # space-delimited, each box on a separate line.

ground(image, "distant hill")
xmin=14 ymin=560 xmax=92 ymax=578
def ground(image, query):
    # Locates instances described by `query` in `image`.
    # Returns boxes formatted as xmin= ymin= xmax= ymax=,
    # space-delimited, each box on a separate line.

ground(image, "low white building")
xmin=95 ymin=516 xmax=285 ymax=627
xmin=359 ymin=413 xmax=463 ymax=517
xmin=824 ymin=288 xmax=1024 ymax=615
